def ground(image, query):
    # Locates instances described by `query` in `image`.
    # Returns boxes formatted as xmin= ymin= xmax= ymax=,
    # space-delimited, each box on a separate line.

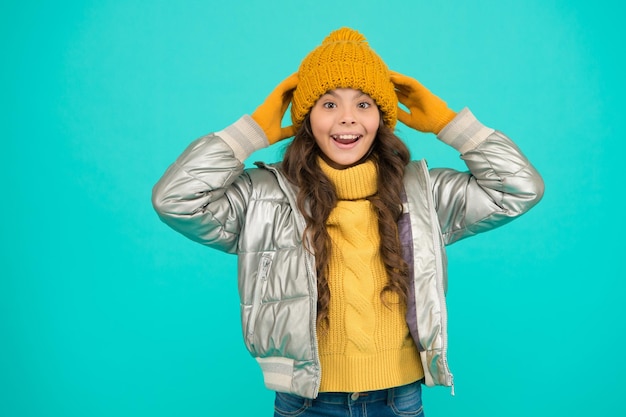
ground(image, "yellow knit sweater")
xmin=317 ymin=158 xmax=424 ymax=393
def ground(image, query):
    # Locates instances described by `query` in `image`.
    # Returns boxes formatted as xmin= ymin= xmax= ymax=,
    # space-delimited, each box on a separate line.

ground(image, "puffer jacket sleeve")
xmin=151 ymin=115 xmax=269 ymax=253
xmin=430 ymin=108 xmax=545 ymax=245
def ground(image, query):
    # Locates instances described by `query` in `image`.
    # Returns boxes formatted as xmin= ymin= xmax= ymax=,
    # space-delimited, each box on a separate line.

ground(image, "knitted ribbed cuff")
xmin=433 ymin=107 xmax=458 ymax=135
xmin=437 ymin=107 xmax=495 ymax=154
xmin=214 ymin=115 xmax=269 ymax=162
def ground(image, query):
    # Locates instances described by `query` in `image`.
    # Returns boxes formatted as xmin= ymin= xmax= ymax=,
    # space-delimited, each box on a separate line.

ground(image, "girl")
xmin=152 ymin=28 xmax=544 ymax=417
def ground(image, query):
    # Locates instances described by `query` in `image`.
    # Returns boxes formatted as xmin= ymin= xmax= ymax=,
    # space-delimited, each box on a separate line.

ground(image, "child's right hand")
xmin=251 ymin=73 xmax=299 ymax=144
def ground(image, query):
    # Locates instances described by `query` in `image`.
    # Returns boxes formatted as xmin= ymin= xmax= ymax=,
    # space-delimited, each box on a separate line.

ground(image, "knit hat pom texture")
xmin=291 ymin=28 xmax=397 ymax=130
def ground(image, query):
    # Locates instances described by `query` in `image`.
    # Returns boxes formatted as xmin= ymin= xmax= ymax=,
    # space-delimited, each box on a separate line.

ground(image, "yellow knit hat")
xmin=291 ymin=27 xmax=397 ymax=130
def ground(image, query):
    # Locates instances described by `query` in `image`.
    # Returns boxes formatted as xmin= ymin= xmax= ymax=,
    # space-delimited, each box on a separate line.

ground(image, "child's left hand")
xmin=390 ymin=71 xmax=457 ymax=134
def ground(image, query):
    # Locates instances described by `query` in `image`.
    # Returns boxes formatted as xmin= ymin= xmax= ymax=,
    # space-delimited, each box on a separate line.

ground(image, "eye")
xmin=322 ymin=102 xmax=336 ymax=109
xmin=358 ymin=101 xmax=372 ymax=109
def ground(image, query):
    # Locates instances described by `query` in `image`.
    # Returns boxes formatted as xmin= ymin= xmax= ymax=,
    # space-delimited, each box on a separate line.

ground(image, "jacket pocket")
xmin=245 ymin=253 xmax=273 ymax=349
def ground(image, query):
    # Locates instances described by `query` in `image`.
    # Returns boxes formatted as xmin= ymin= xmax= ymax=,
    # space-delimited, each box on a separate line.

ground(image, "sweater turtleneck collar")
xmin=318 ymin=157 xmax=378 ymax=201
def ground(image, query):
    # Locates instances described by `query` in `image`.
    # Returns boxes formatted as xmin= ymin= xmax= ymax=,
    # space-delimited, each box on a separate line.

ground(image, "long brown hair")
xmin=281 ymin=114 xmax=411 ymax=327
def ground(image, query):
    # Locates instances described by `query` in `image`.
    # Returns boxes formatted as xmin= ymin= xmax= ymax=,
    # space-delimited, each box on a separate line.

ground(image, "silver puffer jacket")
xmin=152 ymin=108 xmax=544 ymax=399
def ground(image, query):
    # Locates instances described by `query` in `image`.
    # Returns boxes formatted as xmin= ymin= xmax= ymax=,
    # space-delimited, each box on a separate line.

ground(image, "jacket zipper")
xmin=260 ymin=163 xmax=321 ymax=398
xmin=303 ymin=242 xmax=320 ymax=398
xmin=420 ymin=161 xmax=455 ymax=395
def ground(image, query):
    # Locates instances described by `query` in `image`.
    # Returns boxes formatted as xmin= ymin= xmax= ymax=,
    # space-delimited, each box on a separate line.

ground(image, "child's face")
xmin=309 ymin=88 xmax=380 ymax=169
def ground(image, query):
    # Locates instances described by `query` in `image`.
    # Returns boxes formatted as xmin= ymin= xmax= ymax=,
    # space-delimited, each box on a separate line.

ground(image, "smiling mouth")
xmin=331 ymin=134 xmax=361 ymax=144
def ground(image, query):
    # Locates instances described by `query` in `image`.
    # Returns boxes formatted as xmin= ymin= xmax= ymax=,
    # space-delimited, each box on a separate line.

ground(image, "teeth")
xmin=332 ymin=134 xmax=360 ymax=140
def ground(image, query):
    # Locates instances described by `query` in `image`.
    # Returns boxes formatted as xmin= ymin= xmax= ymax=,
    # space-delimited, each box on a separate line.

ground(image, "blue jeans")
xmin=274 ymin=380 xmax=425 ymax=417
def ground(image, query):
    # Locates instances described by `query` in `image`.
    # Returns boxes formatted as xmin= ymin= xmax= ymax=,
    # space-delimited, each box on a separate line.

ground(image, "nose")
xmin=340 ymin=107 xmax=356 ymax=125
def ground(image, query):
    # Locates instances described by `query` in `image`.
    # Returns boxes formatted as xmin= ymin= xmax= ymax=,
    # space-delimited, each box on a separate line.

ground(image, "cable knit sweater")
xmin=317 ymin=157 xmax=424 ymax=392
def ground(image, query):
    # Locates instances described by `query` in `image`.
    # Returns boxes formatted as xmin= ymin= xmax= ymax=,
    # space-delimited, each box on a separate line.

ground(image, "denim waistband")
xmin=312 ymin=380 xmax=423 ymax=405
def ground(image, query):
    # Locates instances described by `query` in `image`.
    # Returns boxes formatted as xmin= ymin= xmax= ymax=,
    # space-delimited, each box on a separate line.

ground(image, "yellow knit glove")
xmin=251 ymin=73 xmax=299 ymax=144
xmin=390 ymin=71 xmax=457 ymax=134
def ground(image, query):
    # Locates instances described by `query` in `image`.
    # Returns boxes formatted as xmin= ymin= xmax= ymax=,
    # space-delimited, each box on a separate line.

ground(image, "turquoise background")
xmin=2 ymin=0 xmax=624 ymax=416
